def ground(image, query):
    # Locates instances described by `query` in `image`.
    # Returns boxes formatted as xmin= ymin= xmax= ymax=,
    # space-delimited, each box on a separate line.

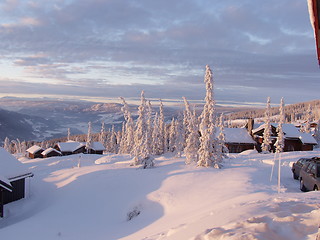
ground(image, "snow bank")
xmin=239 ymin=149 xmax=259 ymax=155
xmin=0 ymin=150 xmax=319 ymax=240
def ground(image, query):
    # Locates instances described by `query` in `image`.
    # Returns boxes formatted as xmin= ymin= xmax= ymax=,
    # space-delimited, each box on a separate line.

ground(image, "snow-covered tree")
xmin=21 ymin=141 xmax=27 ymax=156
xmin=3 ymin=137 xmax=11 ymax=153
xmin=145 ymin=100 xmax=153 ymax=156
xmin=174 ymin=115 xmax=185 ymax=157
xmin=67 ymin=128 xmax=71 ymax=141
xmin=197 ymin=65 xmax=220 ymax=168
xmin=107 ymin=125 xmax=118 ymax=153
xmin=131 ymin=91 xmax=153 ymax=168
xmin=99 ymin=122 xmax=106 ymax=147
xmin=304 ymin=104 xmax=312 ymax=133
xmin=119 ymin=122 xmax=126 ymax=152
xmin=168 ymin=118 xmax=176 ymax=152
xmin=274 ymin=97 xmax=285 ymax=153
xmin=217 ymin=113 xmax=229 ymax=159
xmin=261 ymin=97 xmax=272 ymax=153
xmin=119 ymin=97 xmax=135 ymax=154
xmin=183 ymin=97 xmax=199 ymax=164
xmin=183 ymin=108 xmax=189 ymax=143
xmin=116 ymin=129 xmax=122 ymax=150
xmin=314 ymin=119 xmax=320 ymax=148
xmin=151 ymin=112 xmax=161 ymax=155
xmin=86 ymin=121 xmax=93 ymax=153
xmin=159 ymin=100 xmax=166 ymax=154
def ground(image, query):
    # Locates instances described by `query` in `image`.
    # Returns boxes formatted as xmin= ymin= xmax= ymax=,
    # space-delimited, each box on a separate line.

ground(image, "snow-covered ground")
xmin=0 ymin=150 xmax=319 ymax=240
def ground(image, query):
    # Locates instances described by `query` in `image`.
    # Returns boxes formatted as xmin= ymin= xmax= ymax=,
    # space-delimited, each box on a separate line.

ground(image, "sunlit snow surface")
xmin=0 ymin=150 xmax=319 ymax=240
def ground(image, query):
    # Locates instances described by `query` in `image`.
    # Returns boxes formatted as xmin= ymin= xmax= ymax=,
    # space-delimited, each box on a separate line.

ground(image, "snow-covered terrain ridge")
xmin=0 ymin=151 xmax=319 ymax=240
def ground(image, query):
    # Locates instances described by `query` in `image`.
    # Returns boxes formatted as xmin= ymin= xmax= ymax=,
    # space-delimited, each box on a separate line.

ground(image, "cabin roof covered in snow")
xmin=252 ymin=123 xmax=317 ymax=145
xmin=216 ymin=127 xmax=256 ymax=144
xmin=55 ymin=142 xmax=85 ymax=152
xmin=26 ymin=145 xmax=44 ymax=154
xmin=0 ymin=175 xmax=13 ymax=192
xmin=42 ymin=147 xmax=62 ymax=156
xmin=86 ymin=142 xmax=105 ymax=151
xmin=0 ymin=148 xmax=33 ymax=181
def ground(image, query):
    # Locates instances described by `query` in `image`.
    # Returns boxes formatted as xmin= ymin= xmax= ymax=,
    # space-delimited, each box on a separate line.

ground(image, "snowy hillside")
xmin=0 ymin=108 xmax=64 ymax=142
xmin=0 ymin=151 xmax=319 ymax=239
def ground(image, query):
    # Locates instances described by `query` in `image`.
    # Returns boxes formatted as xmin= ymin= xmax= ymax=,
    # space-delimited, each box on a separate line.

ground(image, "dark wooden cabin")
xmin=86 ymin=142 xmax=105 ymax=155
xmin=54 ymin=142 xmax=86 ymax=156
xmin=215 ymin=127 xmax=256 ymax=153
xmin=0 ymin=148 xmax=33 ymax=218
xmin=42 ymin=148 xmax=62 ymax=158
xmin=0 ymin=177 xmax=13 ymax=218
xmin=26 ymin=145 xmax=44 ymax=159
xmin=251 ymin=122 xmax=317 ymax=152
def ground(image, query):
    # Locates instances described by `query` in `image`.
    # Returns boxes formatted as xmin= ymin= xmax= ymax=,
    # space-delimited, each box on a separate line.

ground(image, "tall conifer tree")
xmin=261 ymin=97 xmax=272 ymax=153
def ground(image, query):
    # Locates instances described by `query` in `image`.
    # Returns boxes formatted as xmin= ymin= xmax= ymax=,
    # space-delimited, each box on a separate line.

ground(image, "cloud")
xmin=0 ymin=0 xmax=318 ymax=105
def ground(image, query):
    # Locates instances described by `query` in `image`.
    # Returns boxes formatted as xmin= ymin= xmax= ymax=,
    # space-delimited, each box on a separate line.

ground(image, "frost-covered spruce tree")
xmin=314 ymin=119 xmax=320 ymax=147
xmin=151 ymin=112 xmax=161 ymax=155
xmin=99 ymin=122 xmax=106 ymax=147
xmin=108 ymin=125 xmax=118 ymax=153
xmin=261 ymin=97 xmax=272 ymax=153
xmin=119 ymin=97 xmax=135 ymax=154
xmin=174 ymin=114 xmax=185 ymax=157
xmin=183 ymin=97 xmax=199 ymax=164
xmin=197 ymin=65 xmax=220 ymax=168
xmin=183 ymin=109 xmax=189 ymax=144
xmin=67 ymin=128 xmax=71 ymax=141
xmin=145 ymin=100 xmax=153 ymax=156
xmin=274 ymin=97 xmax=285 ymax=153
xmin=217 ymin=113 xmax=229 ymax=159
xmin=140 ymin=131 xmax=155 ymax=168
xmin=3 ymin=137 xmax=11 ymax=153
xmin=168 ymin=118 xmax=176 ymax=152
xmin=304 ymin=104 xmax=312 ymax=133
xmin=136 ymin=99 xmax=154 ymax=168
xmin=131 ymin=91 xmax=151 ymax=167
xmin=159 ymin=100 xmax=166 ymax=154
xmin=86 ymin=121 xmax=93 ymax=153
xmin=21 ymin=141 xmax=27 ymax=157
xmin=119 ymin=122 xmax=126 ymax=152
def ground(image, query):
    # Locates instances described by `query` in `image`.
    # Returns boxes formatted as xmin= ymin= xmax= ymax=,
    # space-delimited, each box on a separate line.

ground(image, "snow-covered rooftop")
xmin=0 ymin=148 xmax=33 ymax=181
xmin=299 ymin=132 xmax=318 ymax=144
xmin=252 ymin=123 xmax=317 ymax=145
xmin=42 ymin=148 xmax=62 ymax=156
xmin=56 ymin=142 xmax=85 ymax=152
xmin=216 ymin=127 xmax=255 ymax=144
xmin=26 ymin=145 xmax=43 ymax=154
xmin=87 ymin=142 xmax=105 ymax=151
xmin=0 ymin=175 xmax=12 ymax=192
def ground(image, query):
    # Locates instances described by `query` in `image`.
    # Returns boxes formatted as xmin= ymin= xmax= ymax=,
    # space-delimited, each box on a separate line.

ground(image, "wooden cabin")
xmin=86 ymin=142 xmax=105 ymax=155
xmin=26 ymin=145 xmax=44 ymax=159
xmin=0 ymin=176 xmax=13 ymax=218
xmin=54 ymin=142 xmax=86 ymax=156
xmin=251 ymin=122 xmax=317 ymax=152
xmin=215 ymin=127 xmax=256 ymax=153
xmin=0 ymin=148 xmax=33 ymax=218
xmin=41 ymin=148 xmax=62 ymax=158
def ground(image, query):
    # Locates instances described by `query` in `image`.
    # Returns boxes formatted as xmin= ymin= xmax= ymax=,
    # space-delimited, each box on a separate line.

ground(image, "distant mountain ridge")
xmin=0 ymin=98 xmax=127 ymax=142
xmin=0 ymin=108 xmax=62 ymax=142
xmin=0 ymin=97 xmax=318 ymax=143
xmin=226 ymin=99 xmax=320 ymax=122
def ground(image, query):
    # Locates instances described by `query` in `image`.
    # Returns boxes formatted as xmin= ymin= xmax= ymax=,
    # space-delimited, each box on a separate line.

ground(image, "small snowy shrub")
xmin=127 ymin=207 xmax=141 ymax=221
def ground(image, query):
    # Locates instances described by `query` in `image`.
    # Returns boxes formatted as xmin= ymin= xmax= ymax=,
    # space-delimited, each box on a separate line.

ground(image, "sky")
xmin=0 ymin=0 xmax=319 ymax=106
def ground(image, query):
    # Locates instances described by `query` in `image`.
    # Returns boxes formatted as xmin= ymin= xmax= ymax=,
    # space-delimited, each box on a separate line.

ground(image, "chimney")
xmin=247 ymin=118 xmax=254 ymax=136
